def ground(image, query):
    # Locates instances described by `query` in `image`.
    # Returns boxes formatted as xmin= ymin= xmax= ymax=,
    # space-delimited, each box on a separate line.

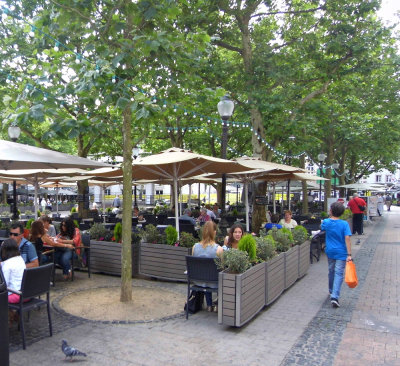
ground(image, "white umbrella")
xmin=92 ymin=148 xmax=251 ymax=236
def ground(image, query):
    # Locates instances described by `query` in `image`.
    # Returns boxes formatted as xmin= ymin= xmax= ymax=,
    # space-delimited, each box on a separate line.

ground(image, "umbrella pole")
xmin=245 ymin=182 xmax=249 ymax=232
xmin=102 ymin=185 xmax=106 ymax=223
xmin=272 ymin=184 xmax=276 ymax=214
xmin=287 ymin=179 xmax=291 ymax=210
xmin=174 ymin=178 xmax=179 ymax=239
xmin=56 ymin=186 xmax=59 ymax=215
xmin=34 ymin=178 xmax=39 ymax=218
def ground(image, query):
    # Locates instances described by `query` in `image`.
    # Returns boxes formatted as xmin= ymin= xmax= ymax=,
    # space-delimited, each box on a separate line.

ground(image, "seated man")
xmin=9 ymin=222 xmax=39 ymax=268
xmin=179 ymin=208 xmax=196 ymax=225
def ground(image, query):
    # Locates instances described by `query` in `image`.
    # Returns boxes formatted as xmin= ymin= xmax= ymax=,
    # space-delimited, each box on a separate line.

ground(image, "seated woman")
xmin=40 ymin=215 xmax=57 ymax=237
xmin=265 ymin=214 xmax=283 ymax=231
xmin=192 ymin=221 xmax=223 ymax=312
xmin=50 ymin=218 xmax=78 ymax=280
xmin=197 ymin=207 xmax=210 ymax=223
xmin=279 ymin=210 xmax=298 ymax=229
xmin=1 ymin=238 xmax=26 ymax=304
xmin=30 ymin=220 xmax=74 ymax=271
xmin=223 ymin=223 xmax=244 ymax=249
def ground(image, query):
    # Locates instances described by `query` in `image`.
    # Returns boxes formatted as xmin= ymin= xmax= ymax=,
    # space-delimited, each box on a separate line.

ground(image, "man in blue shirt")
xmin=321 ymin=202 xmax=352 ymax=308
xmin=179 ymin=208 xmax=196 ymax=225
xmin=9 ymin=222 xmax=38 ymax=268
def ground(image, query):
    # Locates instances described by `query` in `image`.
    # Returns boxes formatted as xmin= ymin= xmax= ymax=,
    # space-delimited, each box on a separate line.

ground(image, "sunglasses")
xmin=9 ymin=232 xmax=20 ymax=237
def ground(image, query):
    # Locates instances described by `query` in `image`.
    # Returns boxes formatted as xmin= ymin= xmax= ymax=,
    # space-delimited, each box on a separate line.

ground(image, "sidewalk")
xmin=9 ymin=207 xmax=399 ymax=365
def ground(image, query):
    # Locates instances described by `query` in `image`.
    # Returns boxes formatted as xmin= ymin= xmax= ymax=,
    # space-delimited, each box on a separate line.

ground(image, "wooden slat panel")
xmin=222 ymin=316 xmax=235 ymax=327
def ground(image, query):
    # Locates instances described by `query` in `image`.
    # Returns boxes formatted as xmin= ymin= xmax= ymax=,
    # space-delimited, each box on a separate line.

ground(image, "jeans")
xmin=328 ymin=258 xmax=346 ymax=300
xmin=204 ymin=292 xmax=212 ymax=307
xmin=54 ymin=249 xmax=73 ymax=275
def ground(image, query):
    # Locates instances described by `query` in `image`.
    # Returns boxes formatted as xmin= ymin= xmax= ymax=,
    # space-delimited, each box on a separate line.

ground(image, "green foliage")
xmin=106 ymin=207 xmax=112 ymax=213
xmin=73 ymin=220 xmax=79 ymax=228
xmin=267 ymin=227 xmax=294 ymax=253
xmin=165 ymin=225 xmax=178 ymax=245
xmin=25 ymin=218 xmax=35 ymax=230
xmin=237 ymin=234 xmax=257 ymax=261
xmin=89 ymin=223 xmax=108 ymax=240
xmin=114 ymin=222 xmax=122 ymax=243
xmin=178 ymin=232 xmax=196 ymax=248
xmin=320 ymin=211 xmax=328 ymax=218
xmin=131 ymin=232 xmax=141 ymax=246
xmin=70 ymin=207 xmax=77 ymax=213
xmin=215 ymin=249 xmax=251 ymax=274
xmin=339 ymin=208 xmax=353 ymax=221
xmin=141 ymin=224 xmax=163 ymax=244
xmin=37 ymin=210 xmax=42 ymax=218
xmin=255 ymin=235 xmax=276 ymax=261
xmin=293 ymin=225 xmax=309 ymax=245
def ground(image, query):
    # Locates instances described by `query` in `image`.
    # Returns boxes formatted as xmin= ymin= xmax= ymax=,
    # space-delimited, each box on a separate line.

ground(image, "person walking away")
xmin=321 ymin=202 xmax=352 ymax=308
xmin=113 ymin=195 xmax=121 ymax=208
xmin=385 ymin=194 xmax=392 ymax=211
xmin=347 ymin=193 xmax=367 ymax=235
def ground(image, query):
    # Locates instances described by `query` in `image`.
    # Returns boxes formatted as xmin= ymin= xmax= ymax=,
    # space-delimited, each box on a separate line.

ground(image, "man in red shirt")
xmin=347 ymin=193 xmax=367 ymax=235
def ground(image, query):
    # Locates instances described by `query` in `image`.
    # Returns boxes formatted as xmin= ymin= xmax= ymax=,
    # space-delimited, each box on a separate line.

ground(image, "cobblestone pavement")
xmin=8 ymin=207 xmax=399 ymax=366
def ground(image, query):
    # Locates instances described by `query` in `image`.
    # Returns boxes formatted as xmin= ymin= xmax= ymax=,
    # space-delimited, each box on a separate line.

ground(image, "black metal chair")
xmin=185 ymin=256 xmax=219 ymax=319
xmin=8 ymin=263 xmax=54 ymax=349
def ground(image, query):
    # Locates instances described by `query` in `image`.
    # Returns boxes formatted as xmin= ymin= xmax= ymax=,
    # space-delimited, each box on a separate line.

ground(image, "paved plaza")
xmin=8 ymin=207 xmax=400 ymax=366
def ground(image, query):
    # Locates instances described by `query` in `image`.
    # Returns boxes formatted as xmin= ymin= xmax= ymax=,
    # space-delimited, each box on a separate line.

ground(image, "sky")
xmin=378 ymin=0 xmax=400 ymax=30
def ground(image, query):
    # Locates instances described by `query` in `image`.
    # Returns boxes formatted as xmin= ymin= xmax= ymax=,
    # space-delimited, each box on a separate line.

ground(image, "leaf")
xmin=116 ymin=97 xmax=130 ymax=109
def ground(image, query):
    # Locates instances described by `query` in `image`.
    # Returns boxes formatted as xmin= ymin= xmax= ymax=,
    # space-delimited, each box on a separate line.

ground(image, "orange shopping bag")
xmin=345 ymin=260 xmax=358 ymax=288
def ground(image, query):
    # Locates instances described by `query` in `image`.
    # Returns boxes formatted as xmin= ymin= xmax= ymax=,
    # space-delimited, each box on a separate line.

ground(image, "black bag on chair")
xmin=184 ymin=291 xmax=204 ymax=314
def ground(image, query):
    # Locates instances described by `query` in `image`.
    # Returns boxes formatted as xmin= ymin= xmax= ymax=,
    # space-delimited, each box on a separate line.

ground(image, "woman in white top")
xmin=1 ymin=238 xmax=26 ymax=303
xmin=279 ymin=210 xmax=298 ymax=229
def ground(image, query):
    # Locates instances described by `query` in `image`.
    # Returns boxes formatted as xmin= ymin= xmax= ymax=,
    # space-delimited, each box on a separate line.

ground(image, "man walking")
xmin=347 ymin=193 xmax=367 ymax=235
xmin=385 ymin=194 xmax=392 ymax=211
xmin=113 ymin=195 xmax=121 ymax=208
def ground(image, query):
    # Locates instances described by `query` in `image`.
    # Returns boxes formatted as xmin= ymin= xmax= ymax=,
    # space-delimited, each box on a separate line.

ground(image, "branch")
xmin=251 ymin=6 xmax=324 ymax=18
xmin=19 ymin=128 xmax=52 ymax=150
xmin=212 ymin=40 xmax=243 ymax=54
xmin=49 ymin=0 xmax=93 ymax=22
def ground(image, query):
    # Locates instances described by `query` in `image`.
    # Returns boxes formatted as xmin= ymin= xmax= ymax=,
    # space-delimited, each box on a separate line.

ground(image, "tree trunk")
xmin=77 ymin=180 xmax=89 ymax=219
xmin=2 ymin=183 xmax=8 ymax=204
xmin=120 ymin=106 xmax=133 ymax=302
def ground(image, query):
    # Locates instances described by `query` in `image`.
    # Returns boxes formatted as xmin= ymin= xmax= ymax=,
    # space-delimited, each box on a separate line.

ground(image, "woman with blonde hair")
xmin=279 ymin=210 xmax=298 ymax=229
xmin=192 ymin=221 xmax=223 ymax=312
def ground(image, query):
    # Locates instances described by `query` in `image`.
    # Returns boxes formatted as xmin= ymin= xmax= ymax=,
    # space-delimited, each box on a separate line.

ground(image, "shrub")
xmin=131 ymin=232 xmax=141 ymax=245
xmin=25 ymin=218 xmax=35 ymax=230
xmin=320 ymin=211 xmax=328 ymax=218
xmin=293 ymin=225 xmax=309 ymax=245
xmin=37 ymin=210 xmax=42 ymax=218
xmin=165 ymin=225 xmax=178 ymax=245
xmin=89 ymin=223 xmax=108 ymax=240
xmin=267 ymin=227 xmax=294 ymax=253
xmin=215 ymin=249 xmax=251 ymax=274
xmin=70 ymin=207 xmax=77 ymax=213
xmin=114 ymin=222 xmax=122 ymax=243
xmin=237 ymin=234 xmax=257 ymax=261
xmin=178 ymin=232 xmax=197 ymax=248
xmin=255 ymin=235 xmax=276 ymax=261
xmin=339 ymin=208 xmax=352 ymax=221
xmin=141 ymin=224 xmax=162 ymax=244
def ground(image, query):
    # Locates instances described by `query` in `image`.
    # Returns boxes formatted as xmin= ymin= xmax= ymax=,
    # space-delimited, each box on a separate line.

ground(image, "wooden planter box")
xmin=299 ymin=240 xmax=311 ymax=278
xmin=90 ymin=240 xmax=139 ymax=276
xmin=284 ymin=246 xmax=299 ymax=290
xmin=265 ymin=253 xmax=285 ymax=305
xmin=218 ymin=262 xmax=265 ymax=327
xmin=139 ymin=243 xmax=191 ymax=282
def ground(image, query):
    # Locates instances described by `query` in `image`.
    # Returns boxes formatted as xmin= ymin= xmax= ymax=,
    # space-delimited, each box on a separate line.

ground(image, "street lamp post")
xmin=286 ymin=136 xmax=296 ymax=210
xmin=8 ymin=126 xmax=21 ymax=220
xmin=332 ymin=163 xmax=340 ymax=198
xmin=317 ymin=153 xmax=327 ymax=207
xmin=217 ymin=95 xmax=234 ymax=214
xmin=132 ymin=146 xmax=140 ymax=208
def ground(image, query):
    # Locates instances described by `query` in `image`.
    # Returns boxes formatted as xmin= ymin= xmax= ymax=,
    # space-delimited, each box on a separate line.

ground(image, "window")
xmin=375 ymin=175 xmax=382 ymax=183
xmin=386 ymin=175 xmax=392 ymax=183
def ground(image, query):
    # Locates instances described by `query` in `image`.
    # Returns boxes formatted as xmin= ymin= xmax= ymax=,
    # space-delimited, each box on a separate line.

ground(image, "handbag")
xmin=358 ymin=204 xmax=366 ymax=212
xmin=345 ymin=260 xmax=358 ymax=288
xmin=184 ymin=290 xmax=204 ymax=314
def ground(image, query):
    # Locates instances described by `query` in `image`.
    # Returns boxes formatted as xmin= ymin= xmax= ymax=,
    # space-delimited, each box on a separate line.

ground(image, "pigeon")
xmin=61 ymin=339 xmax=87 ymax=360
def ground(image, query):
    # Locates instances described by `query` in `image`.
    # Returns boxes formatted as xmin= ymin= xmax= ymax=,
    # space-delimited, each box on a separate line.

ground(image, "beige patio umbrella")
xmin=92 ymin=147 xmax=251 ymax=235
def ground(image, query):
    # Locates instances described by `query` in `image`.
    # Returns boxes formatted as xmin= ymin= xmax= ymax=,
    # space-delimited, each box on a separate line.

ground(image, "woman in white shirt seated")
xmin=279 ymin=210 xmax=298 ymax=229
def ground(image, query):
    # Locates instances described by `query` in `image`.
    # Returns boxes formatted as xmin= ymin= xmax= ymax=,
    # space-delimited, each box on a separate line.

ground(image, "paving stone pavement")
xmin=8 ymin=207 xmax=399 ymax=366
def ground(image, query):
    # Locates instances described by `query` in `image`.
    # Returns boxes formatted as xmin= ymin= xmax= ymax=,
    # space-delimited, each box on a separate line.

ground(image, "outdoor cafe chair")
xmin=185 ymin=256 xmax=219 ymax=320
xmin=8 ymin=263 xmax=54 ymax=349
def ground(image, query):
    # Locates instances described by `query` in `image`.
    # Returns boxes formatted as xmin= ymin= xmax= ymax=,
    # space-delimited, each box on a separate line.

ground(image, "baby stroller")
xmin=310 ymin=230 xmax=326 ymax=263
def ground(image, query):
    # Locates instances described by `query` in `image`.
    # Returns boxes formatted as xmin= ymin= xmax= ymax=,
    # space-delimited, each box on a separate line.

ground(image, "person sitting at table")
xmin=192 ymin=221 xmax=223 ymax=312
xmin=133 ymin=206 xmax=140 ymax=218
xmin=212 ymin=203 xmax=221 ymax=219
xmin=197 ymin=207 xmax=211 ymax=223
xmin=53 ymin=218 xmax=79 ymax=280
xmin=40 ymin=215 xmax=57 ymax=237
xmin=30 ymin=220 xmax=68 ymax=265
xmin=9 ymin=222 xmax=38 ymax=268
xmin=279 ymin=210 xmax=298 ymax=229
xmin=179 ymin=208 xmax=196 ymax=225
xmin=265 ymin=214 xmax=283 ymax=231
xmin=223 ymin=223 xmax=244 ymax=249
xmin=1 ymin=238 xmax=26 ymax=304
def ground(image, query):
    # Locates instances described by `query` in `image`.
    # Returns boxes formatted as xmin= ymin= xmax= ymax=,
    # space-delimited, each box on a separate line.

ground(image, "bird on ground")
xmin=61 ymin=339 xmax=87 ymax=360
